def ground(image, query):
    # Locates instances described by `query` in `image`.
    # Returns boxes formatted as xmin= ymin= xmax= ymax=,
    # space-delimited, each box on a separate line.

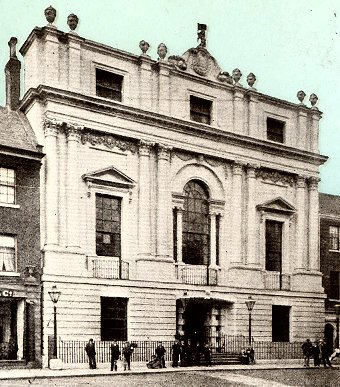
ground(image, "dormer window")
xmin=267 ymin=117 xmax=285 ymax=143
xmin=96 ymin=69 xmax=123 ymax=102
xmin=190 ymin=96 xmax=212 ymax=125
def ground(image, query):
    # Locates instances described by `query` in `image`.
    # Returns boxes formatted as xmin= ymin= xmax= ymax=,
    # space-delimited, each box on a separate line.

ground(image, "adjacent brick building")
xmin=0 ymin=38 xmax=43 ymax=367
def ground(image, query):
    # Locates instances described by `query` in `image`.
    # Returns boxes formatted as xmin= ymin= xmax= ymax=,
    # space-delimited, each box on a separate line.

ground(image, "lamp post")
xmin=245 ymin=296 xmax=256 ymax=347
xmin=48 ymin=284 xmax=61 ymax=359
xmin=335 ymin=304 xmax=340 ymax=349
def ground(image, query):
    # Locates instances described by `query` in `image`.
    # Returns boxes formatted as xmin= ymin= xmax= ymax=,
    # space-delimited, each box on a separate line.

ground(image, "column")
xmin=248 ymin=92 xmax=259 ymax=138
xmin=297 ymin=107 xmax=308 ymax=149
xmin=58 ymin=132 xmax=67 ymax=247
xmin=210 ymin=212 xmax=217 ymax=267
xmin=43 ymin=119 xmax=59 ymax=247
xmin=295 ymin=176 xmax=306 ymax=270
xmin=65 ymin=123 xmax=82 ymax=249
xmin=156 ymin=145 xmax=172 ymax=258
xmin=138 ymin=57 xmax=152 ymax=110
xmin=68 ymin=33 xmax=83 ymax=92
xmin=158 ymin=62 xmax=171 ymax=115
xmin=246 ymin=165 xmax=257 ymax=266
xmin=310 ymin=111 xmax=321 ymax=153
xmin=231 ymin=162 xmax=243 ymax=264
xmin=44 ymin=27 xmax=60 ymax=88
xmin=308 ymin=177 xmax=320 ymax=271
xmin=176 ymin=208 xmax=183 ymax=264
xmin=233 ymin=88 xmax=245 ymax=135
xmin=138 ymin=140 xmax=153 ymax=256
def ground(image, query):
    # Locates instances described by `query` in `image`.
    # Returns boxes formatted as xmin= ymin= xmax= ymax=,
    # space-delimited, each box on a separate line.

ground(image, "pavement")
xmin=0 ymin=359 xmax=321 ymax=381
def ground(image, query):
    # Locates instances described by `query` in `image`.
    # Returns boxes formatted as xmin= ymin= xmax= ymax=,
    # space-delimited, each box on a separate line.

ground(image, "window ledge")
xmin=329 ymin=250 xmax=340 ymax=253
xmin=0 ymin=203 xmax=20 ymax=209
xmin=0 ymin=272 xmax=20 ymax=277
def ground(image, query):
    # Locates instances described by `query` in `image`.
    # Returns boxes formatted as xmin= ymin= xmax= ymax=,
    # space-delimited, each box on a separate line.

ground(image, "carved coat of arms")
xmin=191 ymin=47 xmax=211 ymax=76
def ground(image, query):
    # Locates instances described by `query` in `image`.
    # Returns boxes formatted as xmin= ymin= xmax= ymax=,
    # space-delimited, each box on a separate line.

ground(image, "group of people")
xmin=301 ymin=338 xmax=339 ymax=368
xmin=84 ymin=339 xmax=135 ymax=371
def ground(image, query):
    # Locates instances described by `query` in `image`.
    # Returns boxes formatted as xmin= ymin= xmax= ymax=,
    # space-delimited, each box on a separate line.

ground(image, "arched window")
xmin=182 ymin=180 xmax=210 ymax=265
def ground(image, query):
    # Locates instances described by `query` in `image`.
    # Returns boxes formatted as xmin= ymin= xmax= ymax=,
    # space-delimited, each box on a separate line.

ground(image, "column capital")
xmin=156 ymin=144 xmax=172 ymax=161
xmin=246 ymin=163 xmax=258 ymax=178
xmin=233 ymin=162 xmax=244 ymax=176
xmin=65 ymin=123 xmax=83 ymax=142
xmin=139 ymin=140 xmax=154 ymax=156
xmin=296 ymin=176 xmax=307 ymax=188
xmin=43 ymin=118 xmax=61 ymax=137
xmin=308 ymin=176 xmax=320 ymax=190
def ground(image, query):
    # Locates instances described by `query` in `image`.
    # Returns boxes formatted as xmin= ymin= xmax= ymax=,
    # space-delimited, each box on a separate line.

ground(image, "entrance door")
xmin=0 ymin=300 xmax=18 ymax=360
xmin=183 ymin=301 xmax=209 ymax=346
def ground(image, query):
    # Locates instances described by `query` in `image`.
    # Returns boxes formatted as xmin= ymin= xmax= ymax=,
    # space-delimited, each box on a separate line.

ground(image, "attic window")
xmin=96 ymin=69 xmax=123 ymax=102
xmin=267 ymin=117 xmax=285 ymax=143
xmin=190 ymin=96 xmax=212 ymax=125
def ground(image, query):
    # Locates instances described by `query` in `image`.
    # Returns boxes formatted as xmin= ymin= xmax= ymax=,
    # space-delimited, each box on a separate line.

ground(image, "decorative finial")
xmin=44 ymin=5 xmax=57 ymax=25
xmin=139 ymin=40 xmax=150 ymax=56
xmin=309 ymin=93 xmax=318 ymax=110
xmin=157 ymin=43 xmax=167 ymax=61
xmin=232 ymin=68 xmax=242 ymax=86
xmin=67 ymin=14 xmax=79 ymax=32
xmin=217 ymin=71 xmax=233 ymax=84
xmin=8 ymin=37 xmax=18 ymax=59
xmin=247 ymin=73 xmax=257 ymax=90
xmin=197 ymin=23 xmax=207 ymax=47
xmin=297 ymin=90 xmax=306 ymax=105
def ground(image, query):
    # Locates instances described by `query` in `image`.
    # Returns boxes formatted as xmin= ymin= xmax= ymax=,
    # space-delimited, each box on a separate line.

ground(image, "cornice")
xmin=20 ymin=85 xmax=328 ymax=167
xmin=0 ymin=143 xmax=44 ymax=162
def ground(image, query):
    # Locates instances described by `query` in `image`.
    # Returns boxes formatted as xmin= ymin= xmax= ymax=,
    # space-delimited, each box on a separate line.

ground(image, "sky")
xmin=0 ymin=0 xmax=339 ymax=194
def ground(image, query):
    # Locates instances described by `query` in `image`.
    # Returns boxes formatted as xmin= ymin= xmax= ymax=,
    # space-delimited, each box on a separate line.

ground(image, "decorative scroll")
xmin=81 ymin=131 xmax=138 ymax=153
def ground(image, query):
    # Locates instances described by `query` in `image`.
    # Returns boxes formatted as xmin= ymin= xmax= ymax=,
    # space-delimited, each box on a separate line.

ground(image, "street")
xmin=1 ymin=368 xmax=340 ymax=387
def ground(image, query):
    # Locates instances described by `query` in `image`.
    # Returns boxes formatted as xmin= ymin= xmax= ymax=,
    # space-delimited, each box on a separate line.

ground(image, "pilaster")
xmin=308 ymin=177 xmax=320 ymax=271
xmin=233 ymin=88 xmax=245 ymax=135
xmin=247 ymin=92 xmax=259 ymax=137
xmin=231 ymin=162 xmax=244 ymax=264
xmin=246 ymin=164 xmax=258 ymax=266
xmin=297 ymin=107 xmax=308 ymax=149
xmin=138 ymin=57 xmax=153 ymax=110
xmin=295 ymin=176 xmax=307 ymax=270
xmin=44 ymin=27 xmax=59 ymax=88
xmin=157 ymin=62 xmax=171 ymax=115
xmin=67 ymin=33 xmax=83 ymax=92
xmin=310 ymin=110 xmax=321 ymax=153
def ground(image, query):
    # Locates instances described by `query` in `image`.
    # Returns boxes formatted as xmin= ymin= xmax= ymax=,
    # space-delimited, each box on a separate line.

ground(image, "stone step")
xmin=0 ymin=360 xmax=27 ymax=369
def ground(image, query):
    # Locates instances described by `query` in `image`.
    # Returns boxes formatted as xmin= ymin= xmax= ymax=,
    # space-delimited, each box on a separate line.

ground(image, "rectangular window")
xmin=265 ymin=220 xmax=282 ymax=272
xmin=96 ymin=194 xmax=121 ymax=257
xmin=101 ymin=297 xmax=128 ymax=341
xmin=329 ymin=226 xmax=340 ymax=251
xmin=272 ymin=305 xmax=290 ymax=342
xmin=0 ymin=167 xmax=15 ymax=204
xmin=96 ymin=69 xmax=123 ymax=102
xmin=0 ymin=235 xmax=16 ymax=272
xmin=190 ymin=96 xmax=212 ymax=125
xmin=329 ymin=271 xmax=340 ymax=300
xmin=267 ymin=117 xmax=285 ymax=143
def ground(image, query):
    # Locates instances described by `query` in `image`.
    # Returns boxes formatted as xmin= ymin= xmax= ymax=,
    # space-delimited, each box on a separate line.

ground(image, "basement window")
xmin=190 ymin=96 xmax=212 ymax=125
xmin=96 ymin=69 xmax=123 ymax=102
xmin=267 ymin=117 xmax=285 ymax=143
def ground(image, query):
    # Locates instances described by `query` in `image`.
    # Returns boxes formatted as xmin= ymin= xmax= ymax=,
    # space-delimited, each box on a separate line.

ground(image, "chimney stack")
xmin=5 ymin=37 xmax=21 ymax=110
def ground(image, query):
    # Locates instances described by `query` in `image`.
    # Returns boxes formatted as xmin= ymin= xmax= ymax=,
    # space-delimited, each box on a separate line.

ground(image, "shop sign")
xmin=0 ymin=289 xmax=13 ymax=297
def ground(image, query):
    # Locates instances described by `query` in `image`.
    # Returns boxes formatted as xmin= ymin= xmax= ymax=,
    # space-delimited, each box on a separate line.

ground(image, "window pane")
xmin=330 ymin=226 xmax=339 ymax=250
xmin=0 ymin=167 xmax=16 ymax=204
xmin=266 ymin=220 xmax=282 ymax=272
xmin=267 ymin=118 xmax=284 ymax=143
xmin=101 ymin=297 xmax=128 ymax=341
xmin=190 ymin=96 xmax=212 ymax=125
xmin=96 ymin=69 xmax=123 ymax=102
xmin=0 ymin=235 xmax=16 ymax=272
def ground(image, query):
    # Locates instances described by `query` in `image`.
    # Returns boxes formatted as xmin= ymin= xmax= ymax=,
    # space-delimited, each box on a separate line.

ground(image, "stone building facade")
xmin=319 ymin=193 xmax=340 ymax=346
xmin=19 ymin=14 xmax=327 ymax=365
xmin=0 ymin=38 xmax=43 ymax=367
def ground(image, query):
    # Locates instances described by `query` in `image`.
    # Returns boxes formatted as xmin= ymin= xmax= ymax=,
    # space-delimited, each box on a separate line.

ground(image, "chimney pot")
xmin=5 ymin=36 xmax=21 ymax=110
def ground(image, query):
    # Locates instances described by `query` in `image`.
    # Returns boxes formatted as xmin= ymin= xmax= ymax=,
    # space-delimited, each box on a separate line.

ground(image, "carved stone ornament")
xmin=44 ymin=5 xmax=57 ymax=25
xmin=8 ymin=37 xmax=18 ymax=59
xmin=175 ymin=152 xmax=194 ymax=162
xmin=191 ymin=47 xmax=212 ymax=76
xmin=256 ymin=169 xmax=295 ymax=187
xmin=309 ymin=93 xmax=319 ymax=110
xmin=297 ymin=90 xmax=306 ymax=104
xmin=217 ymin=71 xmax=233 ymax=84
xmin=157 ymin=43 xmax=168 ymax=61
xmin=247 ymin=73 xmax=257 ymax=90
xmin=308 ymin=177 xmax=320 ymax=190
xmin=67 ymin=13 xmax=79 ymax=32
xmin=139 ymin=40 xmax=150 ymax=56
xmin=65 ymin=123 xmax=83 ymax=141
xmin=81 ymin=131 xmax=138 ymax=153
xmin=139 ymin=139 xmax=154 ymax=156
xmin=197 ymin=23 xmax=207 ymax=48
xmin=157 ymin=144 xmax=172 ymax=160
xmin=43 ymin=118 xmax=61 ymax=136
xmin=168 ymin=55 xmax=187 ymax=71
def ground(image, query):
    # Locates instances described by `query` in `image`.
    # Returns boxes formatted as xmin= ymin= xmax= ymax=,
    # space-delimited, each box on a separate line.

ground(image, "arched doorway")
xmin=324 ymin=323 xmax=334 ymax=347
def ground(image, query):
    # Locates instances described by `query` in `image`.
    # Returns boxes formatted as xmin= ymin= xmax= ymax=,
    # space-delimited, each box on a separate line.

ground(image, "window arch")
xmin=182 ymin=180 xmax=210 ymax=265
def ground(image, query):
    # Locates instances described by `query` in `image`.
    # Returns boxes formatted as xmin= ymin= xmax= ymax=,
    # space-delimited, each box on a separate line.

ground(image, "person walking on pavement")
xmin=203 ymin=343 xmax=212 ymax=366
xmin=320 ymin=338 xmax=333 ymax=368
xmin=122 ymin=341 xmax=133 ymax=371
xmin=85 ymin=338 xmax=97 ymax=369
xmin=155 ymin=341 xmax=166 ymax=368
xmin=301 ymin=338 xmax=313 ymax=367
xmin=312 ymin=340 xmax=321 ymax=367
xmin=171 ymin=339 xmax=182 ymax=367
xmin=110 ymin=340 xmax=121 ymax=371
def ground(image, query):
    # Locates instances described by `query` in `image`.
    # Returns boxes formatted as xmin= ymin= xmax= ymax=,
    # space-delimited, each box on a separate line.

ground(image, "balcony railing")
xmin=178 ymin=264 xmax=218 ymax=285
xmin=91 ymin=257 xmax=129 ymax=280
xmin=263 ymin=271 xmax=291 ymax=291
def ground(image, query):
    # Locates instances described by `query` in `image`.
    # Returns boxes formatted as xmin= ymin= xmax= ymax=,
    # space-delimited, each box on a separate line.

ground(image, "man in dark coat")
xmin=171 ymin=339 xmax=182 ymax=367
xmin=85 ymin=338 xmax=96 ymax=369
xmin=122 ymin=341 xmax=133 ymax=371
xmin=155 ymin=341 xmax=166 ymax=368
xmin=110 ymin=340 xmax=121 ymax=371
xmin=301 ymin=338 xmax=313 ymax=367
xmin=321 ymin=339 xmax=333 ymax=368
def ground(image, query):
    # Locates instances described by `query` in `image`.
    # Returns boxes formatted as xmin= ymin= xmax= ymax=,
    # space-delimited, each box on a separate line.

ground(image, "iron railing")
xmin=91 ymin=257 xmax=129 ymax=280
xmin=263 ymin=272 xmax=291 ymax=291
xmin=178 ymin=265 xmax=218 ymax=285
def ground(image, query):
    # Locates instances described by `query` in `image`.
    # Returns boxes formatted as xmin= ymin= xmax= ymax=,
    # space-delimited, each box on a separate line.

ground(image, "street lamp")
xmin=245 ymin=296 xmax=256 ymax=346
xmin=335 ymin=304 xmax=340 ymax=349
xmin=48 ymin=284 xmax=61 ymax=359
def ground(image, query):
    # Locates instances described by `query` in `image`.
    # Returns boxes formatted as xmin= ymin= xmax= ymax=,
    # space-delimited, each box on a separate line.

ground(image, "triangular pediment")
xmin=256 ymin=197 xmax=296 ymax=214
xmin=82 ymin=166 xmax=135 ymax=188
